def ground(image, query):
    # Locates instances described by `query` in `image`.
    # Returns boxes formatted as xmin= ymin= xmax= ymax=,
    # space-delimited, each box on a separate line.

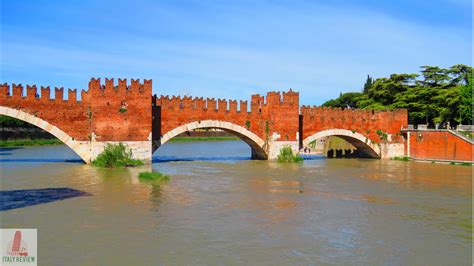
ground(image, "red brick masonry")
xmin=301 ymin=106 xmax=407 ymax=144
xmin=153 ymin=90 xmax=300 ymax=142
xmin=407 ymin=130 xmax=473 ymax=162
xmin=1 ymin=78 xmax=472 ymax=162
xmin=0 ymin=78 xmax=151 ymax=142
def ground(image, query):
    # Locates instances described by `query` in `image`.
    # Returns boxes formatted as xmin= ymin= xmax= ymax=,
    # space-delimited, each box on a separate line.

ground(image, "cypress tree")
xmin=363 ymin=75 xmax=373 ymax=94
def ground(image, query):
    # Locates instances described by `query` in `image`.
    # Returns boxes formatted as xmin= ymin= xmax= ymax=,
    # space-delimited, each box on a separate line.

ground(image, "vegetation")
xmin=322 ymin=65 xmax=473 ymax=127
xmin=0 ymin=115 xmax=31 ymax=128
xmin=392 ymin=156 xmax=410 ymax=161
xmin=458 ymin=131 xmax=473 ymax=140
xmin=92 ymin=143 xmax=143 ymax=168
xmin=138 ymin=171 xmax=170 ymax=181
xmin=0 ymin=139 xmax=63 ymax=147
xmin=277 ymin=146 xmax=303 ymax=163
xmin=449 ymin=162 xmax=473 ymax=166
xmin=169 ymin=137 xmax=239 ymax=142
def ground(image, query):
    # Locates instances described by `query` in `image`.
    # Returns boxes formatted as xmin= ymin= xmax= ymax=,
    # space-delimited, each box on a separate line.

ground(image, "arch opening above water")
xmin=302 ymin=129 xmax=381 ymax=159
xmin=154 ymin=120 xmax=268 ymax=159
xmin=0 ymin=106 xmax=90 ymax=163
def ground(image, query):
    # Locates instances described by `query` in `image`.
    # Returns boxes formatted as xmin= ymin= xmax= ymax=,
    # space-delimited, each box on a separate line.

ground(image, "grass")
xmin=453 ymin=162 xmax=473 ymax=166
xmin=277 ymin=146 xmax=303 ymax=163
xmin=392 ymin=156 xmax=410 ymax=161
xmin=92 ymin=143 xmax=143 ymax=168
xmin=138 ymin=171 xmax=170 ymax=182
xmin=0 ymin=139 xmax=63 ymax=147
xmin=458 ymin=130 xmax=473 ymax=140
xmin=169 ymin=137 xmax=239 ymax=142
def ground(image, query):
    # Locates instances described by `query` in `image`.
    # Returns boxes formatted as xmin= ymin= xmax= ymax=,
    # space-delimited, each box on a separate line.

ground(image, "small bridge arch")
xmin=0 ymin=106 xmax=91 ymax=162
xmin=302 ymin=129 xmax=381 ymax=158
xmin=155 ymin=120 xmax=268 ymax=159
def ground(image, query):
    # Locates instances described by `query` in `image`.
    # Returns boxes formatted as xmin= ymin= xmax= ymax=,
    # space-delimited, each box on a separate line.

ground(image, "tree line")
xmin=322 ymin=65 xmax=473 ymax=126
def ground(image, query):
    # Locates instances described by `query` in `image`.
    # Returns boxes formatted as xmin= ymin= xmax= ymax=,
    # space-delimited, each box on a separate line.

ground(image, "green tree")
xmin=458 ymin=75 xmax=473 ymax=124
xmin=321 ymin=64 xmax=473 ymax=126
xmin=362 ymin=75 xmax=373 ymax=94
xmin=322 ymin=92 xmax=363 ymax=108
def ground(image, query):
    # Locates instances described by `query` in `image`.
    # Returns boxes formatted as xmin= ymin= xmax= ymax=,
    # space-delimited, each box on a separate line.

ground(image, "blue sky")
xmin=1 ymin=0 xmax=472 ymax=105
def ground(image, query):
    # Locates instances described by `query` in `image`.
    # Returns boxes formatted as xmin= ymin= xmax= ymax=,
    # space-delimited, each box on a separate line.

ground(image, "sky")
xmin=1 ymin=0 xmax=472 ymax=105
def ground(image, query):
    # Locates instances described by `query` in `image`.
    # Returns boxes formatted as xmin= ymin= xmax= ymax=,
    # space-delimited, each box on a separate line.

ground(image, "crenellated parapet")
xmin=1 ymin=78 xmax=152 ymax=104
xmin=88 ymin=78 xmax=152 ymax=97
xmin=154 ymin=89 xmax=298 ymax=114
xmin=155 ymin=94 xmax=251 ymax=113
xmin=301 ymin=106 xmax=407 ymax=117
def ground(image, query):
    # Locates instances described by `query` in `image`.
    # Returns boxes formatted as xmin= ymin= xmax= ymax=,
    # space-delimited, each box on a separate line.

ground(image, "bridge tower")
xmin=0 ymin=78 xmax=153 ymax=163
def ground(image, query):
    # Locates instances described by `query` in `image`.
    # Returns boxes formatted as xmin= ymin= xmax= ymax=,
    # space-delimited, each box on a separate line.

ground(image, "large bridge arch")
xmin=155 ymin=120 xmax=268 ymax=159
xmin=302 ymin=129 xmax=381 ymax=158
xmin=0 ymin=106 xmax=91 ymax=162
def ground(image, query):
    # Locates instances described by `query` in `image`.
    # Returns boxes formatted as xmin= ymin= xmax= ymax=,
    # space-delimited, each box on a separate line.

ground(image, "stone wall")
xmin=407 ymin=130 xmax=473 ymax=162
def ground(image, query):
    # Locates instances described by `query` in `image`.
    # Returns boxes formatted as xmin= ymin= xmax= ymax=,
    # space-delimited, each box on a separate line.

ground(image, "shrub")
xmin=139 ymin=171 xmax=170 ymax=181
xmin=277 ymin=146 xmax=303 ymax=163
xmin=392 ymin=156 xmax=410 ymax=161
xmin=92 ymin=143 xmax=143 ymax=168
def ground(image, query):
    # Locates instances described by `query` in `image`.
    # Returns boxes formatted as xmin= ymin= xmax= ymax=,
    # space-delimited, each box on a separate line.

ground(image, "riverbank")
xmin=0 ymin=139 xmax=63 ymax=147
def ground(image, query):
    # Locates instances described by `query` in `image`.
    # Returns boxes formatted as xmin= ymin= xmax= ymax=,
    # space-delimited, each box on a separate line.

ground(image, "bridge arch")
xmin=0 ymin=106 xmax=91 ymax=162
xmin=156 ymin=120 xmax=268 ymax=159
xmin=302 ymin=129 xmax=381 ymax=158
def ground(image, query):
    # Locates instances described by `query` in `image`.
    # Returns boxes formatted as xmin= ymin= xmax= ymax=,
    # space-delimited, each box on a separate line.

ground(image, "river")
xmin=0 ymin=141 xmax=472 ymax=265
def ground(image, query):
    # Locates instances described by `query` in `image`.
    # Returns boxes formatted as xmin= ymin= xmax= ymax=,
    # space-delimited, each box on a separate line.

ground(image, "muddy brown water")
xmin=1 ymin=141 xmax=472 ymax=265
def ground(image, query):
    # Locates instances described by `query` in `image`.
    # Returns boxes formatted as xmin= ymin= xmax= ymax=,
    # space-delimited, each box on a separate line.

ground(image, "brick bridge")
xmin=1 ymin=77 xmax=464 ymax=163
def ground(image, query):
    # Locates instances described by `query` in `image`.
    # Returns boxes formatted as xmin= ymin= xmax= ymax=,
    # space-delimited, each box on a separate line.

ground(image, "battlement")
xmin=251 ymin=89 xmax=299 ymax=107
xmin=0 ymin=78 xmax=152 ymax=103
xmin=154 ymin=89 xmax=299 ymax=114
xmin=88 ymin=78 xmax=152 ymax=96
xmin=154 ymin=95 xmax=250 ymax=112
xmin=301 ymin=106 xmax=407 ymax=118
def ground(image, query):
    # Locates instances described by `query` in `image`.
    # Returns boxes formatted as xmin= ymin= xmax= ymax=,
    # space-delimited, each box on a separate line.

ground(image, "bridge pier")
xmin=88 ymin=141 xmax=153 ymax=163
xmin=267 ymin=141 xmax=300 ymax=160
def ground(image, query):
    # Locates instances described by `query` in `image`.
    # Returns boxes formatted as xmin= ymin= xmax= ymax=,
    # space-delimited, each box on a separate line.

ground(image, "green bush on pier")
xmin=92 ymin=143 xmax=143 ymax=168
xmin=277 ymin=146 xmax=303 ymax=163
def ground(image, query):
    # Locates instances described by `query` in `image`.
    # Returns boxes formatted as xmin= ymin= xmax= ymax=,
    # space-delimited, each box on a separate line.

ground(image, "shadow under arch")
xmin=302 ymin=129 xmax=381 ymax=158
xmin=154 ymin=120 xmax=268 ymax=159
xmin=0 ymin=106 xmax=90 ymax=162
